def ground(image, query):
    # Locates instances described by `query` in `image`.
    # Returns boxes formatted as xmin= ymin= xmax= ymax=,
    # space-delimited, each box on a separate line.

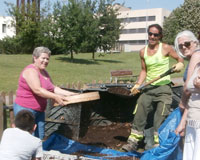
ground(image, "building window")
xmin=2 ymin=24 xmax=6 ymax=33
xmin=129 ymin=17 xmax=137 ymax=22
xmin=121 ymin=29 xmax=136 ymax=34
xmin=121 ymin=28 xmax=146 ymax=34
xmin=120 ymin=16 xmax=156 ymax=23
xmin=148 ymin=16 xmax=156 ymax=21
xmin=138 ymin=16 xmax=146 ymax=22
xmin=138 ymin=28 xmax=146 ymax=33
xmin=138 ymin=40 xmax=146 ymax=44
xmin=120 ymin=40 xmax=146 ymax=45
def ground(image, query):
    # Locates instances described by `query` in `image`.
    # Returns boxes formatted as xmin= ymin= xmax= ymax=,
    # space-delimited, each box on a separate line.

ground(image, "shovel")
xmin=130 ymin=67 xmax=175 ymax=95
xmin=108 ymin=67 xmax=175 ymax=97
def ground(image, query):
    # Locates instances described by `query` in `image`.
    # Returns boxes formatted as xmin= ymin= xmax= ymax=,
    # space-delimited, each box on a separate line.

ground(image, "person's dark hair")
xmin=147 ymin=24 xmax=163 ymax=41
xmin=15 ymin=110 xmax=35 ymax=132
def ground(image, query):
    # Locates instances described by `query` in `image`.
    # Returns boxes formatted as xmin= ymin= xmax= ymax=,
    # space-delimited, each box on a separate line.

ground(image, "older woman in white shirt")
xmin=175 ymin=30 xmax=200 ymax=160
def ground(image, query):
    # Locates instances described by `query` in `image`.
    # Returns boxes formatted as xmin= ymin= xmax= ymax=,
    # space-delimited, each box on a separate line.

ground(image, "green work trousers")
xmin=132 ymin=84 xmax=172 ymax=133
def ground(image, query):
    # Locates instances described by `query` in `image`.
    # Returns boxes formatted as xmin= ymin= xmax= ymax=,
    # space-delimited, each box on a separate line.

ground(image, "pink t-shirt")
xmin=15 ymin=64 xmax=55 ymax=112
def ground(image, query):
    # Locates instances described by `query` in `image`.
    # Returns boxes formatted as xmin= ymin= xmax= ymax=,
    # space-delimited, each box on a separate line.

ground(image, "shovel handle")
xmin=160 ymin=67 xmax=175 ymax=78
xmin=138 ymin=67 xmax=175 ymax=90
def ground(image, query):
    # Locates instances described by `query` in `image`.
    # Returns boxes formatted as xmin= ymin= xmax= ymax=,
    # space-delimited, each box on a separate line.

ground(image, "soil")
xmin=74 ymin=122 xmax=142 ymax=160
xmin=78 ymin=122 xmax=131 ymax=150
xmin=70 ymin=87 xmax=142 ymax=159
xmin=107 ymin=87 xmax=131 ymax=97
xmin=76 ymin=87 xmax=137 ymax=153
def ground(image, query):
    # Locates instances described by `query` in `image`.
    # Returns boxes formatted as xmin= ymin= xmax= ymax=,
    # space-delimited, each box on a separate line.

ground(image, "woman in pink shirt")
xmin=14 ymin=46 xmax=76 ymax=139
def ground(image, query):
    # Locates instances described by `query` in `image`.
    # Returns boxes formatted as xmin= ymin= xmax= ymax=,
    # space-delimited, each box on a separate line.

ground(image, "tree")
xmin=6 ymin=1 xmax=40 ymax=53
xmin=3 ymin=0 xmax=121 ymax=58
xmin=79 ymin=0 xmax=121 ymax=59
xmin=163 ymin=0 xmax=200 ymax=44
xmin=79 ymin=0 xmax=100 ymax=59
xmin=38 ymin=1 xmax=66 ymax=54
xmin=97 ymin=0 xmax=121 ymax=53
xmin=53 ymin=0 xmax=84 ymax=61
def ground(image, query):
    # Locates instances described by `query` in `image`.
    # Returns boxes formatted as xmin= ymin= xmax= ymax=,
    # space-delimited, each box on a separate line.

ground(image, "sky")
xmin=0 ymin=0 xmax=184 ymax=16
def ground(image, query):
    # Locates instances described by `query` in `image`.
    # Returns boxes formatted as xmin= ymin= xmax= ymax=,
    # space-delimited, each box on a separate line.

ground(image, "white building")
xmin=0 ymin=16 xmax=15 ymax=40
xmin=114 ymin=4 xmax=171 ymax=52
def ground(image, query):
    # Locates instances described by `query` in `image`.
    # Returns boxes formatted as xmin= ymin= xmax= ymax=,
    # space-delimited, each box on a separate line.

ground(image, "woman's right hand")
xmin=175 ymin=108 xmax=187 ymax=137
xmin=175 ymin=122 xmax=185 ymax=136
xmin=130 ymin=83 xmax=140 ymax=95
xmin=178 ymin=101 xmax=186 ymax=112
xmin=54 ymin=95 xmax=66 ymax=106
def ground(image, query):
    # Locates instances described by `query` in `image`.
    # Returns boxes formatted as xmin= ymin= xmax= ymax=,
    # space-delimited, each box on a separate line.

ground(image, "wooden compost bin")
xmin=44 ymin=85 xmax=183 ymax=141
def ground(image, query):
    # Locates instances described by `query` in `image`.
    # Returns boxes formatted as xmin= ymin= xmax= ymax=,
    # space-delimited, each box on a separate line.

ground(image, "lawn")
xmin=0 ymin=52 xmax=186 ymax=92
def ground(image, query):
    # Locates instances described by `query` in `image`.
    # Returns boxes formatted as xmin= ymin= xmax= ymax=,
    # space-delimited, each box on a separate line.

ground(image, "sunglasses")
xmin=178 ymin=41 xmax=191 ymax=49
xmin=148 ymin=32 xmax=160 ymax=37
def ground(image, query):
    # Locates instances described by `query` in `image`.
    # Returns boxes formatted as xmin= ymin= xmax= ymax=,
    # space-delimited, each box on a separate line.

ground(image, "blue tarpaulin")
xmin=140 ymin=107 xmax=183 ymax=160
xmin=43 ymin=108 xmax=183 ymax=159
xmin=43 ymin=133 xmax=141 ymax=159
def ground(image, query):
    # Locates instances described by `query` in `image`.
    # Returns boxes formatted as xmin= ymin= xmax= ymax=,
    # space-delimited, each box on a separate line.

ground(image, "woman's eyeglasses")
xmin=178 ymin=41 xmax=191 ymax=49
xmin=148 ymin=32 xmax=160 ymax=37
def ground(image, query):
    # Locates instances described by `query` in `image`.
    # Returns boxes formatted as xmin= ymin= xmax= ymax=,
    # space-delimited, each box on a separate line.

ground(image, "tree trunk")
xmin=17 ymin=0 xmax=19 ymax=7
xmin=21 ymin=0 xmax=25 ymax=15
xmin=70 ymin=50 xmax=74 ymax=62
xmin=92 ymin=52 xmax=95 ymax=60
xmin=37 ymin=0 xmax=40 ymax=19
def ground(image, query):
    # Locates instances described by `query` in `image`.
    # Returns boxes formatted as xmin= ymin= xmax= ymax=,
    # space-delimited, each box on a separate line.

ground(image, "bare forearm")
xmin=180 ymin=108 xmax=188 ymax=126
xmin=33 ymin=87 xmax=57 ymax=100
xmin=33 ymin=87 xmax=67 ymax=106
xmin=137 ymin=70 xmax=146 ymax=85
xmin=175 ymin=107 xmax=188 ymax=136
xmin=181 ymin=90 xmax=191 ymax=108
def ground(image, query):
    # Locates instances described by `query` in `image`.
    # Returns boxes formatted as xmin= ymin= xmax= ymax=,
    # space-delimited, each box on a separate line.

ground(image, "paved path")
xmin=44 ymin=150 xmax=97 ymax=160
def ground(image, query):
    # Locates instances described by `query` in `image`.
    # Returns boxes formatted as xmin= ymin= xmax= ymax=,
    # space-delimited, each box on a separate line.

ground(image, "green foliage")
xmin=79 ymin=0 xmax=100 ymax=59
xmin=163 ymin=8 xmax=182 ymax=44
xmin=97 ymin=0 xmax=121 ymax=52
xmin=1 ymin=0 xmax=121 ymax=58
xmin=0 ymin=37 xmax=21 ymax=54
xmin=57 ymin=0 xmax=84 ymax=58
xmin=37 ymin=2 xmax=66 ymax=54
xmin=41 ymin=0 xmax=100 ymax=58
xmin=163 ymin=0 xmax=200 ymax=44
xmin=9 ymin=1 xmax=40 ymax=53
xmin=40 ymin=0 xmax=121 ymax=60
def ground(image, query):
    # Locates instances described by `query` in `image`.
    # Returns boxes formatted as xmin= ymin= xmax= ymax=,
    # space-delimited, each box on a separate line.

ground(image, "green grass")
xmin=0 ymin=52 xmax=186 ymax=92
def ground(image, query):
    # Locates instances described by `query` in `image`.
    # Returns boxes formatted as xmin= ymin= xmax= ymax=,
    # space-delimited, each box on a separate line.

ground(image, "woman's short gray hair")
xmin=174 ymin=30 xmax=199 ymax=59
xmin=32 ymin=46 xmax=51 ymax=62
